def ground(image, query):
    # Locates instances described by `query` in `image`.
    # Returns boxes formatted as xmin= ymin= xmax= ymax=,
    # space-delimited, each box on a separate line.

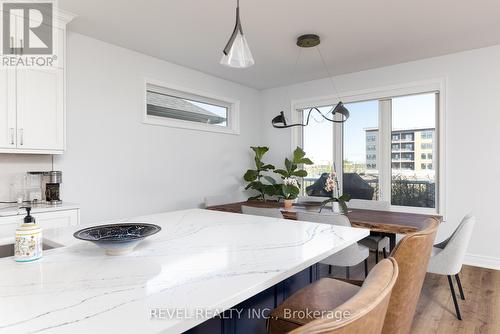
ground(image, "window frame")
xmin=143 ymin=79 xmax=240 ymax=135
xmin=291 ymin=78 xmax=446 ymax=216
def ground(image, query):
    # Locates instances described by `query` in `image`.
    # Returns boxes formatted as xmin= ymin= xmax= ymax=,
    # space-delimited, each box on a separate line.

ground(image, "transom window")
xmin=299 ymin=91 xmax=440 ymax=213
xmin=143 ymin=81 xmax=239 ymax=134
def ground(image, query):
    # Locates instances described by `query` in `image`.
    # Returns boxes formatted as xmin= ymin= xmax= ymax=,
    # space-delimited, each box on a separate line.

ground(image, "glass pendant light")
xmin=220 ymin=0 xmax=254 ymax=68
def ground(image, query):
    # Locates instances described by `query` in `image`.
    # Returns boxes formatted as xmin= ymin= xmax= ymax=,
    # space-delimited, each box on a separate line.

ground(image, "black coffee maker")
xmin=44 ymin=171 xmax=62 ymax=204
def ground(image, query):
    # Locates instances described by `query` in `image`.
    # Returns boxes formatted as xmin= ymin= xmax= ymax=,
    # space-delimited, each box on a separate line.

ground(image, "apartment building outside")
xmin=365 ymin=127 xmax=435 ymax=172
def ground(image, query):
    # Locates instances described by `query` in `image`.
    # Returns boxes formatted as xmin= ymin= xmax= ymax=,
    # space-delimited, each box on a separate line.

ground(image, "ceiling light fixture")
xmin=220 ymin=0 xmax=254 ymax=68
xmin=271 ymin=34 xmax=349 ymax=128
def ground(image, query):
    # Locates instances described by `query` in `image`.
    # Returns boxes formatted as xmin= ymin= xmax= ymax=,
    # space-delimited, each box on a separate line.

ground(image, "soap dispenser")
xmin=14 ymin=207 xmax=42 ymax=262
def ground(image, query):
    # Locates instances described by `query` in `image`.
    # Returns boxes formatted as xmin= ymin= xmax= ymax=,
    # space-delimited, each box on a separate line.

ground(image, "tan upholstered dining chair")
xmin=336 ymin=217 xmax=439 ymax=334
xmin=267 ymin=218 xmax=438 ymax=334
xmin=380 ymin=218 xmax=439 ymax=334
xmin=267 ymin=258 xmax=399 ymax=334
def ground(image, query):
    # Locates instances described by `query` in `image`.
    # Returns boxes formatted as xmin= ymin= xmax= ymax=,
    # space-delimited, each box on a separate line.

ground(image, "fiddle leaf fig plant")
xmin=274 ymin=147 xmax=314 ymax=179
xmin=243 ymin=146 xmax=277 ymax=201
xmin=275 ymin=147 xmax=314 ymax=200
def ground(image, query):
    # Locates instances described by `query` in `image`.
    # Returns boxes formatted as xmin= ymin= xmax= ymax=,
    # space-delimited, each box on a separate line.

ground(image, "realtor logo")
xmin=2 ymin=2 xmax=53 ymax=55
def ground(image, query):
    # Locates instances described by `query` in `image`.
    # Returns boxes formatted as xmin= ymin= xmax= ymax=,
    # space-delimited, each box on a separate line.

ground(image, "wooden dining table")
xmin=207 ymin=200 xmax=442 ymax=250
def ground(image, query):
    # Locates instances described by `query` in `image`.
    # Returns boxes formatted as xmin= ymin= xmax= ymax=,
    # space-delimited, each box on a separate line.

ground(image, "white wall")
xmin=49 ymin=33 xmax=262 ymax=224
xmin=260 ymin=44 xmax=500 ymax=268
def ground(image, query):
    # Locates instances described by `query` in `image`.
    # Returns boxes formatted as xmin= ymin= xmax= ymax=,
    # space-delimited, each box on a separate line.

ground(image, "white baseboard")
xmin=463 ymin=253 xmax=500 ymax=271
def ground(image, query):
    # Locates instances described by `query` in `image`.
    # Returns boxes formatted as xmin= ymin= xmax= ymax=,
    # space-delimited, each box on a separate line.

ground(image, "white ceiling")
xmin=60 ymin=0 xmax=500 ymax=89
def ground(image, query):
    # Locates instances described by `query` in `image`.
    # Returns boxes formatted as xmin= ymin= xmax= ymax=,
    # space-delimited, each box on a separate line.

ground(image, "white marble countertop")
xmin=0 ymin=202 xmax=80 ymax=217
xmin=0 ymin=208 xmax=368 ymax=334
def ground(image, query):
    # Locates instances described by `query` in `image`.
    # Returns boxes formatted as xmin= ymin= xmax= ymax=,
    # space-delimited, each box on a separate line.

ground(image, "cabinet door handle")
xmin=10 ymin=37 xmax=14 ymax=54
xmin=19 ymin=128 xmax=24 ymax=146
xmin=9 ymin=128 xmax=14 ymax=145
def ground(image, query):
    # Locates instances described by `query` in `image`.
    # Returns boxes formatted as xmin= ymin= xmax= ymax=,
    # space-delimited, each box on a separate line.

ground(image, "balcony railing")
xmin=303 ymin=175 xmax=435 ymax=208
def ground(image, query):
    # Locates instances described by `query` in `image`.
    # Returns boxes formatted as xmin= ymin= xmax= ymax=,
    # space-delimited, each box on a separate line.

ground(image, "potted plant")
xmin=275 ymin=147 xmax=314 ymax=208
xmin=243 ymin=147 xmax=278 ymax=201
xmin=281 ymin=177 xmax=300 ymax=208
xmin=320 ymin=170 xmax=351 ymax=214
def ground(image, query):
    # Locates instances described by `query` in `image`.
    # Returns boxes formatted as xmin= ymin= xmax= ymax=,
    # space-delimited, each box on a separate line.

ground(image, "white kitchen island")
xmin=0 ymin=209 xmax=368 ymax=334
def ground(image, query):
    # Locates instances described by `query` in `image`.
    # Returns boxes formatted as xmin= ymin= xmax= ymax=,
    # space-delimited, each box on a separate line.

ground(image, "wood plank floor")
xmin=330 ymin=254 xmax=500 ymax=334
xmin=412 ymin=265 xmax=500 ymax=334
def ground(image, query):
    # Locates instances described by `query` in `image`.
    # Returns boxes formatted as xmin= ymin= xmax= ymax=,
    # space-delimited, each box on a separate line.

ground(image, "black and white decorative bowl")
xmin=73 ymin=223 xmax=161 ymax=255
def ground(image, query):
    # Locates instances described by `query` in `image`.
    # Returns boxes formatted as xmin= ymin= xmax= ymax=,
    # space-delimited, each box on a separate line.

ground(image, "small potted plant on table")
xmin=275 ymin=147 xmax=314 ymax=209
xmin=320 ymin=169 xmax=351 ymax=214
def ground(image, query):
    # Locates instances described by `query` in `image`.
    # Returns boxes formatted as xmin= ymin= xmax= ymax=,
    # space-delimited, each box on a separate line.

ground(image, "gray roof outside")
xmin=147 ymin=91 xmax=226 ymax=125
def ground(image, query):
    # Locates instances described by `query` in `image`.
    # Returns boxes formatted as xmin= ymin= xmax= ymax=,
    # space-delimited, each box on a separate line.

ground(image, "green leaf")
xmin=254 ymin=157 xmax=264 ymax=169
xmin=251 ymin=146 xmax=269 ymax=160
xmin=281 ymin=184 xmax=300 ymax=199
xmin=248 ymin=195 xmax=262 ymax=201
xmin=281 ymin=184 xmax=290 ymax=198
xmin=338 ymin=194 xmax=351 ymax=202
xmin=261 ymin=164 xmax=275 ymax=171
xmin=244 ymin=170 xmax=258 ymax=182
xmin=299 ymin=158 xmax=314 ymax=165
xmin=285 ymin=158 xmax=293 ymax=173
xmin=339 ymin=201 xmax=349 ymax=214
xmin=263 ymin=184 xmax=279 ymax=196
xmin=274 ymin=169 xmax=288 ymax=177
xmin=292 ymin=147 xmax=306 ymax=163
xmin=263 ymin=176 xmax=276 ymax=184
xmin=292 ymin=170 xmax=308 ymax=178
xmin=251 ymin=181 xmax=265 ymax=191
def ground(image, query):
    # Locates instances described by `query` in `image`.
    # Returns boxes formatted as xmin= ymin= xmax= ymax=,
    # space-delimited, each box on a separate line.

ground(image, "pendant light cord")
xmin=282 ymin=48 xmax=303 ymax=112
xmin=316 ymin=46 xmax=340 ymax=99
xmin=236 ymin=0 xmax=243 ymax=34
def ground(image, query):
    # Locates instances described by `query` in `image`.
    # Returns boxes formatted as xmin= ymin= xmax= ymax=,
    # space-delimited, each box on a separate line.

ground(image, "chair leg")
xmin=329 ymin=265 xmax=332 ymax=275
xmin=455 ymin=273 xmax=465 ymax=300
xmin=364 ymin=259 xmax=368 ymax=278
xmin=382 ymin=247 xmax=387 ymax=258
xmin=447 ymin=275 xmax=462 ymax=320
xmin=346 ymin=267 xmax=350 ymax=279
xmin=375 ymin=249 xmax=379 ymax=263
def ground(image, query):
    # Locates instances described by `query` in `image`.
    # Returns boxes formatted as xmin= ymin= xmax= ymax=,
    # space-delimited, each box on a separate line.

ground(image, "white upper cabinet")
xmin=16 ymin=68 xmax=64 ymax=150
xmin=0 ymin=69 xmax=16 ymax=149
xmin=0 ymin=9 xmax=73 ymax=154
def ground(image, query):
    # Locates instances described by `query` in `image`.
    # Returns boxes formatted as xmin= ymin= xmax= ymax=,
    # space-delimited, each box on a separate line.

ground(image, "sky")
xmin=303 ymin=92 xmax=436 ymax=165
xmin=190 ymin=100 xmax=227 ymax=126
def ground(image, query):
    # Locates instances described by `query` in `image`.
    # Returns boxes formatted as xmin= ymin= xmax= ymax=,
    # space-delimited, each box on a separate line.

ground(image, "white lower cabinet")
xmin=0 ymin=209 xmax=79 ymax=239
